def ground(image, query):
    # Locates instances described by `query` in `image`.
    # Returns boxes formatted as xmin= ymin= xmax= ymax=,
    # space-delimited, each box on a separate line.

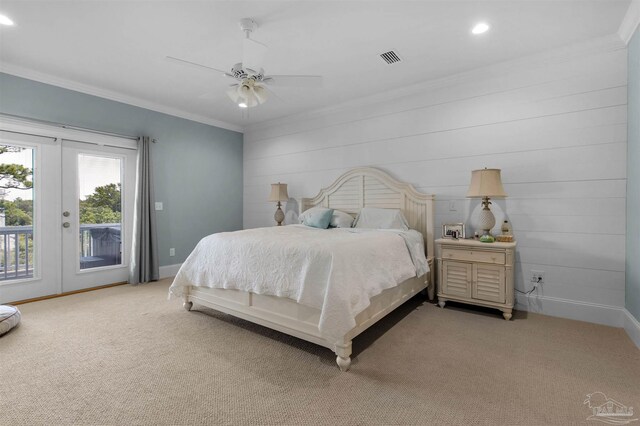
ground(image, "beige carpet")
xmin=1 ymin=279 xmax=638 ymax=425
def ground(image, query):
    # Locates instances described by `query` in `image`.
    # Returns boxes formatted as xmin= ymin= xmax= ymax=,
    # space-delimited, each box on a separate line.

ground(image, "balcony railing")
xmin=0 ymin=223 xmax=122 ymax=280
xmin=0 ymin=225 xmax=33 ymax=281
xmin=79 ymin=223 xmax=121 ymax=270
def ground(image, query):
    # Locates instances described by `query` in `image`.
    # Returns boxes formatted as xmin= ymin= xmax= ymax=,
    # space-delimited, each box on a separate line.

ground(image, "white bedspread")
xmin=169 ymin=225 xmax=428 ymax=342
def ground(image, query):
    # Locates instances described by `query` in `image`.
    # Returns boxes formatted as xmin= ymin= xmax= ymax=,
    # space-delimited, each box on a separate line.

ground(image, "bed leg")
xmin=335 ymin=342 xmax=352 ymax=372
xmin=183 ymin=293 xmax=193 ymax=311
xmin=336 ymin=356 xmax=351 ymax=372
xmin=427 ymin=281 xmax=435 ymax=301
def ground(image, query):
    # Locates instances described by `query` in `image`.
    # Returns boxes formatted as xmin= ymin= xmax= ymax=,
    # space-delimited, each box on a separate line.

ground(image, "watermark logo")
xmin=584 ymin=392 xmax=638 ymax=425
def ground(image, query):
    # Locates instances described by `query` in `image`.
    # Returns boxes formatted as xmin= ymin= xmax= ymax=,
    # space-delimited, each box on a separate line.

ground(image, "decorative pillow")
xmin=330 ymin=210 xmax=355 ymax=228
xmin=354 ymin=207 xmax=409 ymax=230
xmin=299 ymin=207 xmax=334 ymax=229
xmin=0 ymin=305 xmax=21 ymax=336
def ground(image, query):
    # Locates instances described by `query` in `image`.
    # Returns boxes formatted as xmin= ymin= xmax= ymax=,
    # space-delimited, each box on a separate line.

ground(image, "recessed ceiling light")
xmin=472 ymin=22 xmax=490 ymax=35
xmin=0 ymin=14 xmax=14 ymax=26
xmin=238 ymin=102 xmax=248 ymax=108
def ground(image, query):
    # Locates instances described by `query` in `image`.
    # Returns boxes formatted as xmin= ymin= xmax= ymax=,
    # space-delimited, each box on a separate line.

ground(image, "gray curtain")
xmin=129 ymin=136 xmax=159 ymax=284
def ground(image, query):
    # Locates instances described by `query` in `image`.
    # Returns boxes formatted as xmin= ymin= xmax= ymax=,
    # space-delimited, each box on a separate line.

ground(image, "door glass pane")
xmin=0 ymin=144 xmax=35 ymax=281
xmin=78 ymin=154 xmax=122 ymax=270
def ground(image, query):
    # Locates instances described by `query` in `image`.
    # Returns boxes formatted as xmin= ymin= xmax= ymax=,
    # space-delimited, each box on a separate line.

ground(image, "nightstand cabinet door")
xmin=473 ymin=264 xmax=506 ymax=304
xmin=436 ymin=238 xmax=516 ymax=320
xmin=442 ymin=261 xmax=472 ymax=298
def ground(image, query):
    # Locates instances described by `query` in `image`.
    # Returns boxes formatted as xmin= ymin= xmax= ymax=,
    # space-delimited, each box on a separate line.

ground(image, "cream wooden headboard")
xmin=299 ymin=167 xmax=435 ymax=257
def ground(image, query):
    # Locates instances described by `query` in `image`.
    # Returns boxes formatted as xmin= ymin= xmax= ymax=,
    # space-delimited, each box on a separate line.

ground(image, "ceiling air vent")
xmin=379 ymin=50 xmax=402 ymax=65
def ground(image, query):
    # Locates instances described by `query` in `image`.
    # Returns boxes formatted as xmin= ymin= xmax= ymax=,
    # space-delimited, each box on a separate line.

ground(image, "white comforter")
xmin=169 ymin=225 xmax=428 ymax=342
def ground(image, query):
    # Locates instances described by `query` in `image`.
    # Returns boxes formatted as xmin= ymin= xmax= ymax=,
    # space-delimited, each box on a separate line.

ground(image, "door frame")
xmin=0 ymin=115 xmax=138 ymax=303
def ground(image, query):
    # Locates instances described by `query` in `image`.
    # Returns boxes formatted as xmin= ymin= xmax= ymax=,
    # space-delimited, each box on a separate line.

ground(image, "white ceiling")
xmin=0 ymin=1 xmax=632 ymax=130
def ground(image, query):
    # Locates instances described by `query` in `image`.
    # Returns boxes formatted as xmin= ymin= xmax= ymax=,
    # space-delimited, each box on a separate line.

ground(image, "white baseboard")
xmin=623 ymin=309 xmax=640 ymax=349
xmin=159 ymin=263 xmax=182 ymax=279
xmin=515 ymin=294 xmax=624 ymax=328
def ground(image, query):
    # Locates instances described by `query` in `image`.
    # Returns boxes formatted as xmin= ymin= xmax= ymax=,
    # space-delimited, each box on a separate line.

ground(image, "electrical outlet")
xmin=169 ymin=248 xmax=175 ymax=257
xmin=530 ymin=270 xmax=545 ymax=285
xmin=155 ymin=202 xmax=163 ymax=211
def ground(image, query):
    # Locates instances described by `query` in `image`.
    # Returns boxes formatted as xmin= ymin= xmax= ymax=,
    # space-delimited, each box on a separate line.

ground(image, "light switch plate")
xmin=155 ymin=202 xmax=163 ymax=211
xmin=169 ymin=248 xmax=175 ymax=257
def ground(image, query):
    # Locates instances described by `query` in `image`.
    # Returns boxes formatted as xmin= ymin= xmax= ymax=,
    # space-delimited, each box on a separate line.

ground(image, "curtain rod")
xmin=0 ymin=112 xmax=156 ymax=142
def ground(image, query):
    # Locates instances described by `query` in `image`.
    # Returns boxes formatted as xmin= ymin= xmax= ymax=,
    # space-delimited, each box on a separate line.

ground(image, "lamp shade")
xmin=268 ymin=183 xmax=289 ymax=202
xmin=466 ymin=168 xmax=507 ymax=198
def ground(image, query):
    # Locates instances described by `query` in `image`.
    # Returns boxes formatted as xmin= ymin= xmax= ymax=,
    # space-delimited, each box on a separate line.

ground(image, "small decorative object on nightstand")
xmin=466 ymin=168 xmax=507 ymax=243
xmin=268 ymin=182 xmax=289 ymax=226
xmin=442 ymin=223 xmax=465 ymax=239
xmin=437 ymin=238 xmax=516 ymax=320
xmin=496 ymin=220 xmax=514 ymax=242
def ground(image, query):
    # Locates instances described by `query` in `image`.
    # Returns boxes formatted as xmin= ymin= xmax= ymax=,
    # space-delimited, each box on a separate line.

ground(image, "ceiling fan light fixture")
xmin=253 ymin=85 xmax=268 ymax=104
xmin=226 ymin=78 xmax=267 ymax=108
xmin=245 ymin=92 xmax=260 ymax=108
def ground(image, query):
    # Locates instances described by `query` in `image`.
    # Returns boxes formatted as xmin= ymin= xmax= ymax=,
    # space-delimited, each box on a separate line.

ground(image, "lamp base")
xmin=274 ymin=202 xmax=285 ymax=226
xmin=479 ymin=231 xmax=495 ymax=243
xmin=478 ymin=197 xmax=496 ymax=243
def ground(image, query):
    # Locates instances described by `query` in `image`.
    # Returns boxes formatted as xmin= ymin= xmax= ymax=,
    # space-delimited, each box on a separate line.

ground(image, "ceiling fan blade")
xmin=260 ymin=84 xmax=285 ymax=103
xmin=166 ymin=56 xmax=231 ymax=76
xmin=197 ymin=91 xmax=218 ymax=100
xmin=226 ymin=86 xmax=241 ymax=102
xmin=263 ymin=75 xmax=323 ymax=88
xmin=242 ymin=38 xmax=268 ymax=72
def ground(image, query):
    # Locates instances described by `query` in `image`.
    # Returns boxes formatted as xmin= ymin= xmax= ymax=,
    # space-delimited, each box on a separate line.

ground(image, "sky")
xmin=0 ymin=147 xmax=34 ymax=201
xmin=1 ymin=147 xmax=121 ymax=201
xmin=78 ymin=154 xmax=121 ymax=200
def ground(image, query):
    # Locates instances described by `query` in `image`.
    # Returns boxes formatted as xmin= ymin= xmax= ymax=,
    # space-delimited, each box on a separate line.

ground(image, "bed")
xmin=170 ymin=167 xmax=435 ymax=371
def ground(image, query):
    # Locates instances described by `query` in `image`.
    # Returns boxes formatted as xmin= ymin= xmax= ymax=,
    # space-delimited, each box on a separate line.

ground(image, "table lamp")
xmin=268 ymin=182 xmax=289 ymax=226
xmin=466 ymin=168 xmax=507 ymax=243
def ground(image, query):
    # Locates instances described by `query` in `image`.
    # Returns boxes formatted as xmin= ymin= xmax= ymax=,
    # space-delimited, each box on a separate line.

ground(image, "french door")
xmin=0 ymin=125 xmax=137 ymax=303
xmin=61 ymin=140 xmax=136 ymax=293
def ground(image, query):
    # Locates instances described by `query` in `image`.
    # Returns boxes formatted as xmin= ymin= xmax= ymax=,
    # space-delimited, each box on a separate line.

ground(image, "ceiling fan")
xmin=167 ymin=18 xmax=323 ymax=109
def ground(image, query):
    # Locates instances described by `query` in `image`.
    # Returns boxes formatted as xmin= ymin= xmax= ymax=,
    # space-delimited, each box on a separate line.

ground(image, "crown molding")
xmin=0 ymin=63 xmax=244 ymax=133
xmin=618 ymin=0 xmax=640 ymax=45
xmin=246 ymin=34 xmax=626 ymax=134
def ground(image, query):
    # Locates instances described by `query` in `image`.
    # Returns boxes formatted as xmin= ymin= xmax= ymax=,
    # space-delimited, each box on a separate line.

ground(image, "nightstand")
xmin=436 ymin=238 xmax=517 ymax=320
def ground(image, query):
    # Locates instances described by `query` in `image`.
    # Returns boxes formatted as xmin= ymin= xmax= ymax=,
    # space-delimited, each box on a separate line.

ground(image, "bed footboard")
xmin=181 ymin=271 xmax=431 ymax=371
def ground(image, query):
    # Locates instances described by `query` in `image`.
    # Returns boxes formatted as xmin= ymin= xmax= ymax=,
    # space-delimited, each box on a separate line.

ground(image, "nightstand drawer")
xmin=442 ymin=248 xmax=505 ymax=265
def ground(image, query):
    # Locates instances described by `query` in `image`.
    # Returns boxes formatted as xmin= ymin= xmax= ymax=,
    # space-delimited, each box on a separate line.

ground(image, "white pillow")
xmin=330 ymin=210 xmax=355 ymax=228
xmin=354 ymin=207 xmax=409 ymax=230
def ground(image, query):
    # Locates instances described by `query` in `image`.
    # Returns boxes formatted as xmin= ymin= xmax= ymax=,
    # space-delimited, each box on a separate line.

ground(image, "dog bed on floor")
xmin=0 ymin=305 xmax=21 ymax=336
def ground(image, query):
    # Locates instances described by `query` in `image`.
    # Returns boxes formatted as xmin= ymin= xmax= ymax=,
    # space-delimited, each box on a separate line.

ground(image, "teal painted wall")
xmin=0 ymin=72 xmax=243 ymax=267
xmin=627 ymin=28 xmax=640 ymax=321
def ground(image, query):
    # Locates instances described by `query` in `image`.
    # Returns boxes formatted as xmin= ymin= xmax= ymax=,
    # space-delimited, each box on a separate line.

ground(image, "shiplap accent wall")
xmin=244 ymin=42 xmax=628 ymax=327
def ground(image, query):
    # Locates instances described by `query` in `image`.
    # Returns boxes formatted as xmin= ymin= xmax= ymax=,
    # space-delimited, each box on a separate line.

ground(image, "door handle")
xmin=62 ymin=222 xmax=70 ymax=228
